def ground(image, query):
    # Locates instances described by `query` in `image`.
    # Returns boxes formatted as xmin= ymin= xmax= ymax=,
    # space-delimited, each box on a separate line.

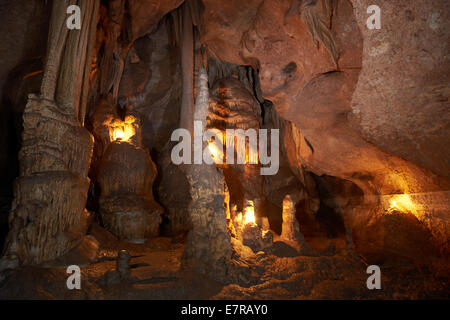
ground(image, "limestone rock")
xmin=242 ymin=223 xmax=273 ymax=253
xmin=4 ymin=96 xmax=94 ymax=265
xmin=98 ymin=142 xmax=163 ymax=243
xmin=207 ymin=77 xmax=264 ymax=211
xmin=197 ymin=0 xmax=450 ymax=263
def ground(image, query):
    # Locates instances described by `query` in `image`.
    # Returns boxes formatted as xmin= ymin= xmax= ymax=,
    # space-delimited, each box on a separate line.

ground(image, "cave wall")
xmin=351 ymin=0 xmax=450 ymax=179
xmin=195 ymin=0 xmax=450 ymax=261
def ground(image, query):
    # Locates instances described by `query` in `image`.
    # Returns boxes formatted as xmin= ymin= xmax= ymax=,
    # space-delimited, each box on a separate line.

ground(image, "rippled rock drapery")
xmin=91 ymin=93 xmax=162 ymax=243
xmin=207 ymin=77 xmax=264 ymax=213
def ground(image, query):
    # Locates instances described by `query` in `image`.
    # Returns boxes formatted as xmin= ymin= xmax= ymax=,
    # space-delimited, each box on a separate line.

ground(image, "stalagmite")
xmin=261 ymin=217 xmax=270 ymax=231
xmin=207 ymin=77 xmax=264 ymax=213
xmin=183 ymin=68 xmax=232 ymax=279
xmin=116 ymin=250 xmax=131 ymax=278
xmin=97 ymin=114 xmax=163 ymax=243
xmin=281 ymin=194 xmax=301 ymax=241
xmin=280 ymin=194 xmax=314 ymax=255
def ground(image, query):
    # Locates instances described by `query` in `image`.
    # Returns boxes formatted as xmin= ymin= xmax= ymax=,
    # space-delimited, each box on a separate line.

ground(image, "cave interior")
xmin=0 ymin=0 xmax=449 ymax=299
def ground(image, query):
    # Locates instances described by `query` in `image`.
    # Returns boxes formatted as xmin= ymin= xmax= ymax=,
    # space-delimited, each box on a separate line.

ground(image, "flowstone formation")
xmin=1 ymin=0 xmax=99 ymax=266
xmin=98 ymin=140 xmax=162 ymax=243
xmin=94 ymin=109 xmax=163 ymax=243
xmin=2 ymin=96 xmax=94 ymax=265
xmin=207 ymin=77 xmax=264 ymax=215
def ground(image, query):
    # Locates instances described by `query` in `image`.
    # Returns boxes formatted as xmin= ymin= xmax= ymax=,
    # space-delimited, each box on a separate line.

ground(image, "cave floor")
xmin=0 ymin=225 xmax=448 ymax=300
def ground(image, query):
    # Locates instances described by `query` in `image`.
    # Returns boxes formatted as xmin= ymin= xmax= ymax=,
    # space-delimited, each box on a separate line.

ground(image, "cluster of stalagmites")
xmin=229 ymin=195 xmax=314 ymax=256
xmin=241 ymin=223 xmax=273 ymax=253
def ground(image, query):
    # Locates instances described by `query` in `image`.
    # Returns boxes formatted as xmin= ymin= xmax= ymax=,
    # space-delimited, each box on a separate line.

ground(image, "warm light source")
xmin=106 ymin=115 xmax=137 ymax=143
xmin=113 ymin=127 xmax=125 ymax=141
xmin=244 ymin=204 xmax=256 ymax=225
xmin=388 ymin=194 xmax=418 ymax=216
xmin=207 ymin=141 xmax=223 ymax=163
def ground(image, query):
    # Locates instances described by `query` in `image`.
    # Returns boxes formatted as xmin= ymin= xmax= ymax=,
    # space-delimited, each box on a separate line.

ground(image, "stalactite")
xmin=178 ymin=3 xmax=195 ymax=133
xmin=302 ymin=0 xmax=338 ymax=65
xmin=79 ymin=0 xmax=101 ymax=125
xmin=170 ymin=0 xmax=204 ymax=134
xmin=98 ymin=0 xmax=133 ymax=104
xmin=40 ymin=0 xmax=71 ymax=101
xmin=56 ymin=0 xmax=100 ymax=118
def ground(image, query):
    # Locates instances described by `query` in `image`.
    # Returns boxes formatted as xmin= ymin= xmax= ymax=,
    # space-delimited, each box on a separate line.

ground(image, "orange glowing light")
xmin=244 ymin=205 xmax=255 ymax=225
xmin=106 ymin=115 xmax=137 ymax=142
xmin=388 ymin=194 xmax=418 ymax=216
xmin=207 ymin=140 xmax=224 ymax=164
xmin=112 ymin=127 xmax=125 ymax=141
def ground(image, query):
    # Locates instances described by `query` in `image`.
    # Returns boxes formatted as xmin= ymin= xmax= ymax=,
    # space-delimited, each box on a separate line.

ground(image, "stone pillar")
xmin=261 ymin=217 xmax=270 ymax=231
xmin=182 ymin=68 xmax=232 ymax=280
xmin=281 ymin=194 xmax=314 ymax=255
xmin=90 ymin=94 xmax=163 ymax=243
xmin=97 ymin=132 xmax=163 ymax=243
xmin=281 ymin=194 xmax=301 ymax=241
xmin=1 ymin=0 xmax=100 ymax=265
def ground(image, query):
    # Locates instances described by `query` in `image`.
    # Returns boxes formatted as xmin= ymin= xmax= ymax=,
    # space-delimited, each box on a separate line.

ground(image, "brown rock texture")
xmin=183 ymin=163 xmax=232 ymax=280
xmin=0 ymin=0 xmax=448 ymax=284
xmin=98 ymin=141 xmax=163 ymax=242
xmin=350 ymin=0 xmax=450 ymax=179
xmin=197 ymin=0 xmax=450 ymax=263
xmin=3 ymin=96 xmax=94 ymax=264
xmin=93 ymin=105 xmax=163 ymax=243
xmin=1 ymin=0 xmax=99 ymax=265
xmin=183 ymin=68 xmax=232 ymax=279
xmin=207 ymin=77 xmax=264 ymax=211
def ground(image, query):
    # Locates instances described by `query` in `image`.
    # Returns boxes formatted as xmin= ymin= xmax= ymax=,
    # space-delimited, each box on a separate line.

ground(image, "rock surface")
xmin=196 ymin=0 xmax=450 ymax=263
xmin=98 ymin=140 xmax=163 ymax=242
xmin=0 ymin=0 xmax=448 ymax=280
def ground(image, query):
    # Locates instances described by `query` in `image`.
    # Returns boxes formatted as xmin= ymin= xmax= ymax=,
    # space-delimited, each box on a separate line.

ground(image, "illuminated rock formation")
xmin=97 ymin=114 xmax=162 ymax=243
xmin=1 ymin=0 xmax=99 ymax=265
xmin=183 ymin=68 xmax=232 ymax=279
xmin=207 ymin=77 xmax=264 ymax=216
